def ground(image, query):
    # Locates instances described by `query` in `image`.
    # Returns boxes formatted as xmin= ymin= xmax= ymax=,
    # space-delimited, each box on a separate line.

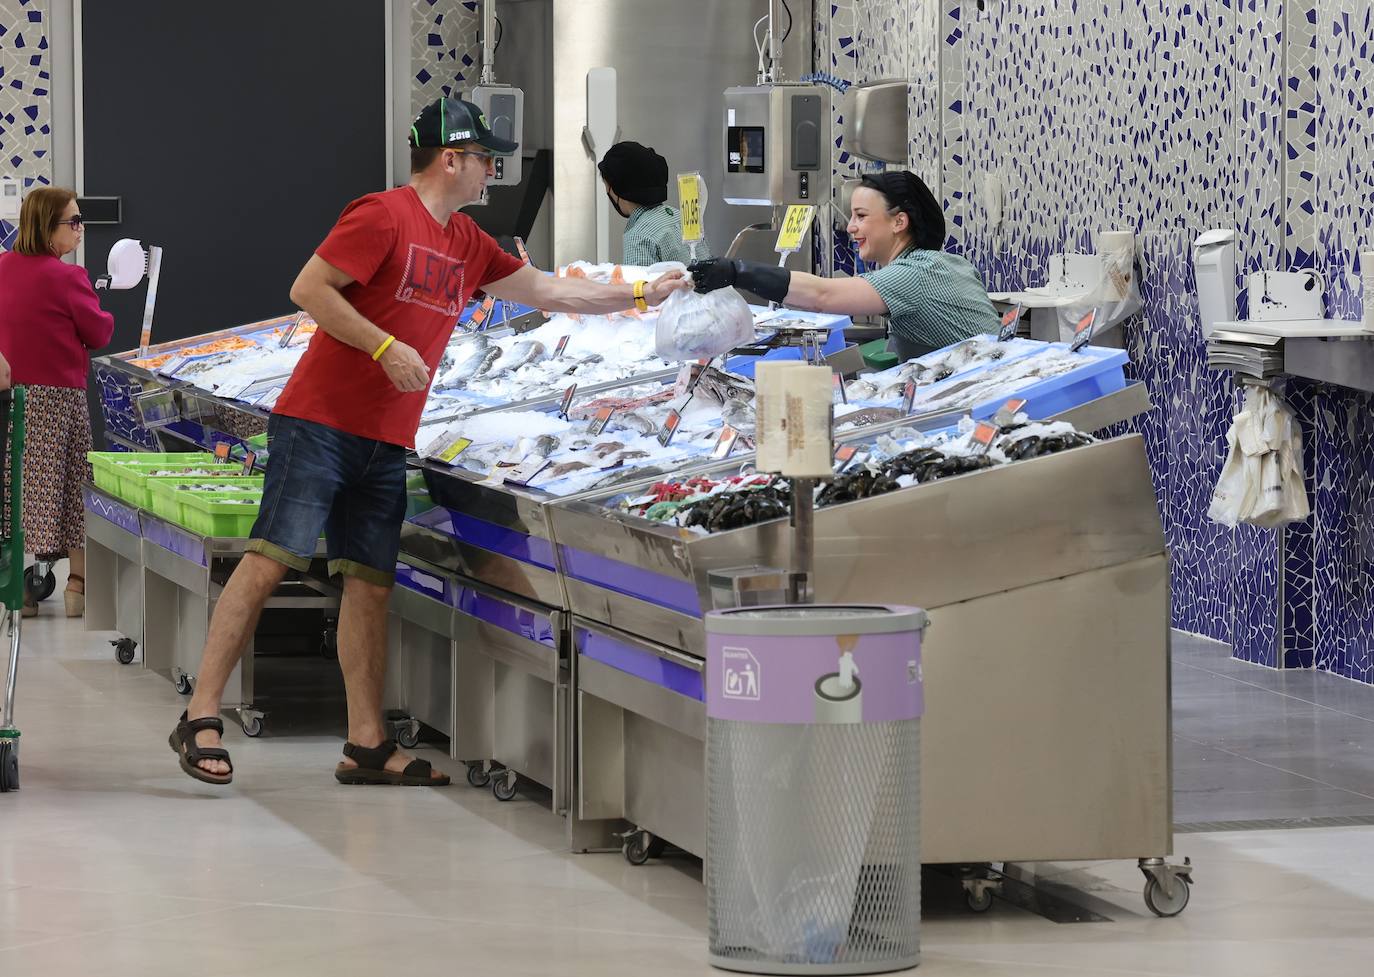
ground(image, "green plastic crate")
xmin=148 ymin=476 xmax=265 ymax=524
xmin=179 ymin=488 xmax=264 ymax=538
xmin=87 ymin=451 xmax=213 ymax=494
xmin=113 ymin=461 xmax=240 ymax=508
xmin=859 ymin=338 xmax=899 ymax=371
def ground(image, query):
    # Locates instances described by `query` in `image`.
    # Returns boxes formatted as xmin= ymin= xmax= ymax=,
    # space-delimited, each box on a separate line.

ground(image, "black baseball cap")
xmin=409 ymin=96 xmax=518 ymax=155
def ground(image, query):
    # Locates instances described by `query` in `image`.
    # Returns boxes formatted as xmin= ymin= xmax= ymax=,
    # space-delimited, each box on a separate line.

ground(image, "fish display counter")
xmin=550 ymin=422 xmax=1181 ymax=891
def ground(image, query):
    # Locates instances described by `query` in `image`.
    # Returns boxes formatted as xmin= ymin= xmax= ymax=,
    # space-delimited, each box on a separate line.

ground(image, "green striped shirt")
xmin=623 ymin=205 xmax=712 ymax=266
xmin=862 ymin=249 xmax=998 ymax=358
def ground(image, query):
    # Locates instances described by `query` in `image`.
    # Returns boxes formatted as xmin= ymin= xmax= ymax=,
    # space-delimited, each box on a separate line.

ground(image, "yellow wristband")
xmin=371 ymin=334 xmax=396 ymax=361
xmin=633 ymin=280 xmax=648 ymax=313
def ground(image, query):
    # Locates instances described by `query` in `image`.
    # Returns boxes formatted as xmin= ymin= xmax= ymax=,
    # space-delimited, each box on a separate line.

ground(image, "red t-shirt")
xmin=274 ymin=185 xmax=524 ymax=447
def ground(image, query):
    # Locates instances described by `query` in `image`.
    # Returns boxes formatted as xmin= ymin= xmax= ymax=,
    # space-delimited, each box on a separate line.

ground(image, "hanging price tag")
xmin=588 ymin=406 xmax=616 ymax=436
xmin=1070 ymin=309 xmax=1098 ymax=351
xmin=832 ymin=372 xmax=848 ymax=405
xmin=555 ymin=334 xmax=572 ymax=358
xmin=657 ymin=409 xmax=683 ymax=447
xmin=971 ymin=420 xmax=1000 ymax=455
xmin=713 ymin=424 xmax=741 ymax=459
xmin=833 ymin=444 xmax=863 ymax=471
xmin=213 ymin=442 xmax=232 ymax=463
xmin=558 ymin=384 xmax=577 ymax=418
xmin=240 ymin=451 xmax=257 ymax=475
xmin=677 ymin=172 xmax=704 ymax=244
xmin=902 ymin=380 xmax=918 ymax=414
xmin=998 ymin=304 xmax=1024 ymax=342
xmin=775 ymin=204 xmax=816 ymax=255
xmin=436 ymin=436 xmax=472 ymax=464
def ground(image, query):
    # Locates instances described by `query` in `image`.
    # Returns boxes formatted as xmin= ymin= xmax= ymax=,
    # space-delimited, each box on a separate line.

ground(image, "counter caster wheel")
xmin=394 ymin=720 xmax=420 ymax=750
xmin=624 ymin=831 xmax=667 ymax=866
xmin=112 ymin=638 xmax=137 ymax=665
xmin=465 ymin=763 xmax=491 ymax=788
xmin=492 ymin=771 xmax=518 ymax=802
xmin=174 ymin=673 xmax=194 ymax=696
xmin=1143 ymin=875 xmax=1190 ymax=917
xmin=24 ymin=566 xmax=55 ymax=602
xmin=965 ymin=887 xmax=994 ymax=913
xmin=241 ymin=716 xmax=264 ymax=738
xmin=0 ymin=740 xmax=18 ymax=793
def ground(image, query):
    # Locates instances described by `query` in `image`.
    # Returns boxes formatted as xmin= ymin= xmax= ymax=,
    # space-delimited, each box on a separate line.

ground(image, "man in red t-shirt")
xmin=171 ymin=98 xmax=688 ymax=786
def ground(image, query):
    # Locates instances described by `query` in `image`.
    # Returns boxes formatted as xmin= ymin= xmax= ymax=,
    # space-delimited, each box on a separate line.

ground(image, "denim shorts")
xmin=245 ymin=413 xmax=407 ymax=587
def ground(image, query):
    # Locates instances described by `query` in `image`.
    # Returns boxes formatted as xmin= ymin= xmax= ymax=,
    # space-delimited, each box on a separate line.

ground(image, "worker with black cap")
xmin=599 ymin=141 xmax=713 ymax=267
xmin=688 ymin=171 xmax=995 ymax=361
xmin=169 ymin=98 xmax=688 ymax=790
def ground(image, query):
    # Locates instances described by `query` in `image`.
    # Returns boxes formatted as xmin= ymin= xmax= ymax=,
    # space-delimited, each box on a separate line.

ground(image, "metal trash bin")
xmin=706 ymin=605 xmax=927 ymax=975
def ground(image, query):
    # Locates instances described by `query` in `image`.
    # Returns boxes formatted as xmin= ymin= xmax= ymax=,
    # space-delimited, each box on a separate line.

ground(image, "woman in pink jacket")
xmin=0 ymin=187 xmax=115 ymax=617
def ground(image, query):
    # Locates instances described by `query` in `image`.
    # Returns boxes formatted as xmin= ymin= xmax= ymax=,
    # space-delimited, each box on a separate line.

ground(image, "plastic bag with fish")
xmin=654 ymin=286 xmax=756 ymax=360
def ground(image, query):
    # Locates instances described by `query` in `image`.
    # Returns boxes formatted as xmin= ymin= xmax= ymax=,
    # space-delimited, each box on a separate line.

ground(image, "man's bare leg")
xmin=184 ymin=552 xmax=290 ymax=776
xmin=333 ymin=574 xmax=443 ymax=778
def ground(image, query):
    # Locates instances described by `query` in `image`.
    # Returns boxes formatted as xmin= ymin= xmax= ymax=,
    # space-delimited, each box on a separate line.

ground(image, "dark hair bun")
xmin=858 ymin=170 xmax=945 ymax=251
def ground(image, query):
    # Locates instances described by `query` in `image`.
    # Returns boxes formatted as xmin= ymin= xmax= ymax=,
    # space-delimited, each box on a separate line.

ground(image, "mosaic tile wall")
xmin=0 ymin=0 xmax=51 ymax=250
xmin=410 ymin=0 xmax=482 ymax=116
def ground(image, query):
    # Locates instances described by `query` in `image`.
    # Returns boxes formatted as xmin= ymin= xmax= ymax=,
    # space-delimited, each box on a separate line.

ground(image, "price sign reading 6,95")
xmin=775 ymin=204 xmax=816 ymax=255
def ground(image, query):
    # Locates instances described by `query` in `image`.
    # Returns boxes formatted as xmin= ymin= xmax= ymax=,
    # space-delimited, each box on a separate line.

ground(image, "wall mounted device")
xmin=723 ymin=84 xmax=831 ymax=206
xmin=1248 ymin=269 xmax=1324 ymax=322
xmin=0 ymin=176 xmax=19 ymax=222
xmin=841 ymin=80 xmax=908 ymax=165
xmin=1192 ymin=229 xmax=1237 ymax=338
xmin=470 ymin=84 xmax=525 ymax=186
xmin=75 ymin=196 xmax=122 ymax=226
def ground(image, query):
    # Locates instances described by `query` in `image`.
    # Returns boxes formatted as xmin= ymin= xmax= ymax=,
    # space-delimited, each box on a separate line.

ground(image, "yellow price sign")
xmin=775 ymin=205 xmax=816 ymax=254
xmin=438 ymin=437 xmax=472 ymax=464
xmin=677 ymin=172 xmax=704 ymax=244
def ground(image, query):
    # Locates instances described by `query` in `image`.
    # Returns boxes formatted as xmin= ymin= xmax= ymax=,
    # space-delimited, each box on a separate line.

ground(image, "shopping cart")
xmin=1 ymin=387 xmax=26 ymax=792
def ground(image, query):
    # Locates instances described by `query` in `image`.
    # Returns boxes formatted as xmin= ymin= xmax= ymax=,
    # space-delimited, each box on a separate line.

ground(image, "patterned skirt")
xmin=21 ymin=384 xmax=93 ymax=557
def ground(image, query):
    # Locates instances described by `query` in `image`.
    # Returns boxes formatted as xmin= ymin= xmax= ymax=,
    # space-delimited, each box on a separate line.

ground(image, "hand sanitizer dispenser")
xmin=1193 ymin=229 xmax=1237 ymax=338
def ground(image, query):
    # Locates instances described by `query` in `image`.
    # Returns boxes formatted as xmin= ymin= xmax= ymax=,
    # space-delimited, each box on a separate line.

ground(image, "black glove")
xmin=688 ymin=258 xmax=791 ymax=304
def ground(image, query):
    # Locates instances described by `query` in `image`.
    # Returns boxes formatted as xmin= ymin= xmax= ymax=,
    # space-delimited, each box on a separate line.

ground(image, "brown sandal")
xmin=169 ymin=711 xmax=234 ymax=785
xmin=334 ymin=740 xmax=450 ymax=786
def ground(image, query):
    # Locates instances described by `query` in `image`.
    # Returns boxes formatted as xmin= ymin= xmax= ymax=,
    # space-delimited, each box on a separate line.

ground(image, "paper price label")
xmin=214 ymin=378 xmax=254 ymax=401
xmin=588 ymin=406 xmax=616 ymax=436
xmin=998 ymin=304 xmax=1024 ymax=342
xmin=437 ymin=436 xmax=472 ymax=464
xmin=775 ymin=205 xmax=816 ymax=254
xmin=994 ymin=397 xmax=1027 ymax=427
xmin=555 ymin=334 xmax=572 ymax=358
xmin=559 ymin=384 xmax=577 ymax=418
xmin=213 ymin=442 xmax=232 ymax=463
xmin=240 ymin=451 xmax=257 ymax=475
xmin=657 ymin=409 xmax=683 ymax=447
xmin=503 ymin=455 xmax=551 ymax=487
xmin=713 ymin=424 xmax=741 ymax=459
xmin=832 ymin=372 xmax=848 ymax=405
xmin=902 ymin=380 xmax=918 ymax=414
xmin=1070 ymin=309 xmax=1098 ymax=351
xmin=515 ymin=236 xmax=532 ymax=264
xmin=971 ymin=420 xmax=1000 ymax=454
xmin=833 ymin=444 xmax=861 ymax=471
xmin=469 ymin=294 xmax=497 ymax=330
xmin=677 ymin=172 xmax=704 ymax=244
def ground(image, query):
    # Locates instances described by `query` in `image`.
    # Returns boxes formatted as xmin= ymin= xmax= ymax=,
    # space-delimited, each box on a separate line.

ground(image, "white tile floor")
xmin=4 ymin=610 xmax=1374 ymax=975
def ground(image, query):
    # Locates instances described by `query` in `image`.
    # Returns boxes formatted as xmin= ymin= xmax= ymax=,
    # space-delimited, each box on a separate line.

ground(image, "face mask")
xmin=606 ymin=192 xmax=631 ymax=219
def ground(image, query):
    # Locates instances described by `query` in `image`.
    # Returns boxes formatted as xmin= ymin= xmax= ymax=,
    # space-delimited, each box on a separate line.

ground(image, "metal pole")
xmin=480 ymin=0 xmax=497 ymax=85
xmin=2 ymin=610 xmax=19 ymax=729
xmin=790 ymin=477 xmax=815 ymax=603
xmin=766 ymin=0 xmax=782 ymax=84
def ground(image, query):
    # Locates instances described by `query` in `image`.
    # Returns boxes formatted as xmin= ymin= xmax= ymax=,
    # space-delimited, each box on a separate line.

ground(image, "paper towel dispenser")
xmin=842 ymin=80 xmax=908 ymax=165
xmin=1193 ymin=228 xmax=1237 ymax=338
xmin=723 ymin=84 xmax=832 ymax=206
